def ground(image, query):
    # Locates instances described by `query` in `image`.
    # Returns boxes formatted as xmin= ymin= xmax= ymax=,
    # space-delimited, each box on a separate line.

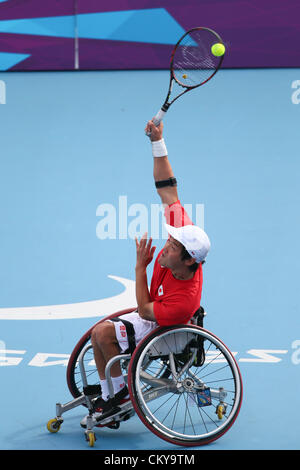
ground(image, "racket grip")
xmin=152 ymin=109 xmax=166 ymax=126
xmin=146 ymin=109 xmax=166 ymax=137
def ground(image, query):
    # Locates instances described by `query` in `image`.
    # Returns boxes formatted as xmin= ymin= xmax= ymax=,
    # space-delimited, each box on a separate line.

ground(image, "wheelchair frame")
xmin=47 ymin=307 xmax=243 ymax=448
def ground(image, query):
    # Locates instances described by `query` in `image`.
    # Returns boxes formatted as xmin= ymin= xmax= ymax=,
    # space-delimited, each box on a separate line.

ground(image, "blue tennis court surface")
xmin=0 ymin=69 xmax=299 ymax=450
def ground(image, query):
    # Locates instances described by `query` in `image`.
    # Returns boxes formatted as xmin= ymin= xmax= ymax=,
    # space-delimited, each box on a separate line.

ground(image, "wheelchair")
xmin=47 ymin=307 xmax=243 ymax=448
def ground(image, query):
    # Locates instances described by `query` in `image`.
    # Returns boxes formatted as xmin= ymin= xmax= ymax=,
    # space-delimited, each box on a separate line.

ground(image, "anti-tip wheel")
xmin=47 ymin=418 xmax=62 ymax=433
xmin=216 ymin=405 xmax=225 ymax=420
xmin=86 ymin=431 xmax=96 ymax=447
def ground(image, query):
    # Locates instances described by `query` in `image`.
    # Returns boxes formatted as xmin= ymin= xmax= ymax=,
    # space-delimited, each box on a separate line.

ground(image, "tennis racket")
xmin=149 ymin=27 xmax=225 ymax=130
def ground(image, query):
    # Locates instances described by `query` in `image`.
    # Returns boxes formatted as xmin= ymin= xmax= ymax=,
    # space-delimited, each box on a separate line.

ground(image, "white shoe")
xmin=80 ymin=411 xmax=102 ymax=428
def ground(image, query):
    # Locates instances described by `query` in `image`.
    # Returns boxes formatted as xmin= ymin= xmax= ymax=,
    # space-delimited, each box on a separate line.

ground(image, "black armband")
xmin=155 ymin=177 xmax=177 ymax=188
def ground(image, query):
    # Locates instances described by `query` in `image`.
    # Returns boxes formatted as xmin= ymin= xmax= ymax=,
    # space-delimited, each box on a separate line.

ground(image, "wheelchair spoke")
xmin=152 ymin=392 xmax=180 ymax=420
xmin=170 ymin=394 xmax=181 ymax=430
xmin=195 ymin=395 xmax=209 ymax=434
xmin=182 ymin=393 xmax=197 ymax=435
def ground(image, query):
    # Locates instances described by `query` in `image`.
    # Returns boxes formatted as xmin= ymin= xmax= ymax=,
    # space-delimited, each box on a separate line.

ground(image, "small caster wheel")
xmin=47 ymin=418 xmax=62 ymax=433
xmin=216 ymin=404 xmax=225 ymax=420
xmin=86 ymin=431 xmax=96 ymax=447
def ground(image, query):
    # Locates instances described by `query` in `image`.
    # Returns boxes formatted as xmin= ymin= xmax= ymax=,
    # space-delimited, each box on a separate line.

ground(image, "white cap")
xmin=165 ymin=224 xmax=211 ymax=263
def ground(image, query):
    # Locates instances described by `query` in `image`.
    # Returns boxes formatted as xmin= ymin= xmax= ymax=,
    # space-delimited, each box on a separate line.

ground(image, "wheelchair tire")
xmin=127 ymin=324 xmax=243 ymax=447
xmin=66 ymin=308 xmax=136 ymax=400
xmin=66 ymin=328 xmax=94 ymax=400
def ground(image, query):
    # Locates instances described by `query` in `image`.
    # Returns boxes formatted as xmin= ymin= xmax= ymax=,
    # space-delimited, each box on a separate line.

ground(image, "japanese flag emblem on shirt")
xmin=158 ymin=285 xmax=164 ymax=296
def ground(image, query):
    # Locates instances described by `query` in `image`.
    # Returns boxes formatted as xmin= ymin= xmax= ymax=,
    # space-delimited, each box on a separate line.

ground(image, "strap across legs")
xmin=110 ymin=317 xmax=136 ymax=354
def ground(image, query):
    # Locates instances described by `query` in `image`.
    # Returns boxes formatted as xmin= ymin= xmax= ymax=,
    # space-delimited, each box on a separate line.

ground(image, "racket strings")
xmin=172 ymin=29 xmax=222 ymax=87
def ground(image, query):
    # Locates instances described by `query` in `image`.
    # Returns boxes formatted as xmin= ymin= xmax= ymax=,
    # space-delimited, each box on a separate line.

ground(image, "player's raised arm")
xmin=145 ymin=120 xmax=178 ymax=206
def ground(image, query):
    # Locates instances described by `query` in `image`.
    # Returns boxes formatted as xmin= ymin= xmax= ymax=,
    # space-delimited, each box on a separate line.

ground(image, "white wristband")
xmin=151 ymin=138 xmax=168 ymax=158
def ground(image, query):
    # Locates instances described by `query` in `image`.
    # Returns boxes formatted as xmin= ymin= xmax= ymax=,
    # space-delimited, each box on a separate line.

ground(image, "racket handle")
xmin=146 ymin=109 xmax=166 ymax=137
xmin=152 ymin=109 xmax=166 ymax=126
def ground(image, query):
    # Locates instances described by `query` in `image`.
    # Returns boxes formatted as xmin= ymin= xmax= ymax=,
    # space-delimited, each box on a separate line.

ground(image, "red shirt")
xmin=150 ymin=201 xmax=203 ymax=326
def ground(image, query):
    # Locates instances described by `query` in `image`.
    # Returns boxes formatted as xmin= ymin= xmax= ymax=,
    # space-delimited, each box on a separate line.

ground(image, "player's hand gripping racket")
xmin=147 ymin=27 xmax=225 ymax=134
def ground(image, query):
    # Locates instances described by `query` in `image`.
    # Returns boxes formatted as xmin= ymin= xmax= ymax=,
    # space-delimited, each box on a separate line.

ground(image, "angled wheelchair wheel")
xmin=127 ymin=325 xmax=243 ymax=447
xmin=66 ymin=329 xmax=95 ymax=400
xmin=66 ymin=308 xmax=136 ymax=400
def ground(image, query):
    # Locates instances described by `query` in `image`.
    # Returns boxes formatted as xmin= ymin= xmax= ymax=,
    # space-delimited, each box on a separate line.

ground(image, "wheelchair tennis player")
xmin=81 ymin=119 xmax=210 ymax=427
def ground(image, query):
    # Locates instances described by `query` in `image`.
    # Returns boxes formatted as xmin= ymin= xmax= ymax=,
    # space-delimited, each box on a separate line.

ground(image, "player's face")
xmin=158 ymin=236 xmax=184 ymax=269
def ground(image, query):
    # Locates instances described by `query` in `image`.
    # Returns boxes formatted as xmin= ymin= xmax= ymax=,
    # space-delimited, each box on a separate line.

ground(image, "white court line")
xmin=0 ymin=275 xmax=136 ymax=320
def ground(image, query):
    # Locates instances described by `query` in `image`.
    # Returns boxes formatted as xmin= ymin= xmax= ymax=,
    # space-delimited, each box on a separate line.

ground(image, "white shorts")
xmin=108 ymin=311 xmax=158 ymax=353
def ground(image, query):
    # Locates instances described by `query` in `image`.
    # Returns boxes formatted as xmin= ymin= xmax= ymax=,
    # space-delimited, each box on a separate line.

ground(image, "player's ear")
xmin=184 ymin=257 xmax=196 ymax=266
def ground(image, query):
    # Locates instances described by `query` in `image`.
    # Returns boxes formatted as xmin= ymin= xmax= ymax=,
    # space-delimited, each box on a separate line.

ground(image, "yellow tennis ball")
xmin=182 ymin=74 xmax=187 ymax=79
xmin=211 ymin=43 xmax=225 ymax=57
